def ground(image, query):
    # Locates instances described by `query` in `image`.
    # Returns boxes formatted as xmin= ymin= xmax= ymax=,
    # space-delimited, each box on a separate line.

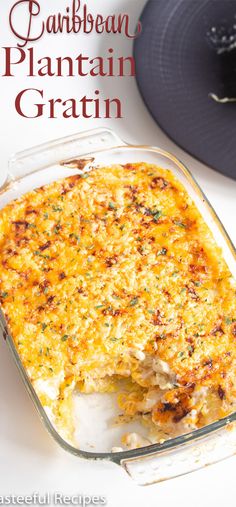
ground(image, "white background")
xmin=0 ymin=1 xmax=235 ymax=505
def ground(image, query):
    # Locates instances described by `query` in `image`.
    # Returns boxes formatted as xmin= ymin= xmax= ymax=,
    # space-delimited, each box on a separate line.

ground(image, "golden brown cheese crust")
xmin=0 ymin=163 xmax=235 ymax=438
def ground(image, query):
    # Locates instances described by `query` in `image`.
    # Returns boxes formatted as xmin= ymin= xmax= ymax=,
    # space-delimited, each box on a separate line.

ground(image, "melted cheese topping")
xmin=0 ymin=163 xmax=235 ymax=445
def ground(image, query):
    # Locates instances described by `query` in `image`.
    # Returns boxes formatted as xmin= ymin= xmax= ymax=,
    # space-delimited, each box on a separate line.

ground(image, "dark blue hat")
xmin=134 ymin=0 xmax=236 ymax=180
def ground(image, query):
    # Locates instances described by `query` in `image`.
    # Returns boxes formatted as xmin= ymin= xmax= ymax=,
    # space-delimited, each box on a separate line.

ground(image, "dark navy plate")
xmin=134 ymin=0 xmax=236 ymax=179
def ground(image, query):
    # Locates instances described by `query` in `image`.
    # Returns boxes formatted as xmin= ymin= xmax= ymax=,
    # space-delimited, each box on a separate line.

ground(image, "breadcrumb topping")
xmin=0 ymin=162 xmax=235 ymax=445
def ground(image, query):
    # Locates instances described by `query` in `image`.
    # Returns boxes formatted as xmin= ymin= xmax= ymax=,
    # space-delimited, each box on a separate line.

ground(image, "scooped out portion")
xmin=0 ymin=162 xmax=235 ymax=449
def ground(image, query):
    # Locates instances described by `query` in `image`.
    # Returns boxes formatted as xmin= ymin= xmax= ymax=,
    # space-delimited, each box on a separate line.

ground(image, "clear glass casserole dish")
xmin=1 ymin=127 xmax=236 ymax=486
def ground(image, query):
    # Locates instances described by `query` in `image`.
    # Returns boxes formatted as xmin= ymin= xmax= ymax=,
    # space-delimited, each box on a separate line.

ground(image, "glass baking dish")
xmin=1 ymin=127 xmax=236 ymax=486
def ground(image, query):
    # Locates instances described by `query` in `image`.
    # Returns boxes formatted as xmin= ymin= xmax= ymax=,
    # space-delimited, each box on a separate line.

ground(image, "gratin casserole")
xmin=0 ymin=162 xmax=235 ymax=449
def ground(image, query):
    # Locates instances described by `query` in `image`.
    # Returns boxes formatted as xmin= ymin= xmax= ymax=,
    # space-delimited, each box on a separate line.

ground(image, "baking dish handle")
xmin=6 ymin=128 xmax=125 ymax=186
xmin=120 ymin=424 xmax=236 ymax=485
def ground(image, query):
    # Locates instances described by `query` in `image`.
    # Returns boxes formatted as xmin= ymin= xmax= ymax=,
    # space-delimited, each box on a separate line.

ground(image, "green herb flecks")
xmin=52 ymin=205 xmax=63 ymax=212
xmin=129 ymin=297 xmax=139 ymax=307
xmin=157 ymin=248 xmax=167 ymax=256
xmin=174 ymin=220 xmax=187 ymax=228
xmin=152 ymin=210 xmax=162 ymax=222
xmin=108 ymin=202 xmax=116 ymax=210
xmin=0 ymin=291 xmax=8 ymax=299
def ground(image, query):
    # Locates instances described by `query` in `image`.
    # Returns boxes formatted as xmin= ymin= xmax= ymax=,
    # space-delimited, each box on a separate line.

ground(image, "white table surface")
xmin=0 ymin=1 xmax=235 ymax=505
